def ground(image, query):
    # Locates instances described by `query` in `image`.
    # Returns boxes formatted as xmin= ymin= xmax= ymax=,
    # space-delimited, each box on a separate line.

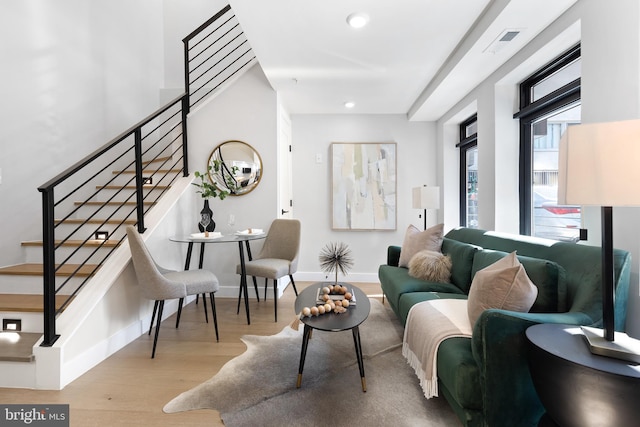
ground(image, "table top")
xmin=526 ymin=323 xmax=640 ymax=377
xmin=170 ymin=233 xmax=266 ymax=244
xmin=294 ymin=282 xmax=370 ymax=332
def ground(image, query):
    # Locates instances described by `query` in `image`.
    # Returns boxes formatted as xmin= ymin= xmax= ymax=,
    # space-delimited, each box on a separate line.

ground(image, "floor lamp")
xmin=558 ymin=119 xmax=640 ymax=362
xmin=412 ymin=186 xmax=440 ymax=230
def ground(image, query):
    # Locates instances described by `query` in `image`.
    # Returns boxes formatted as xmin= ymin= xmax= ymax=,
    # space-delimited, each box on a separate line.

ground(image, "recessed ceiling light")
xmin=346 ymin=13 xmax=369 ymax=29
xmin=344 ymin=101 xmax=355 ymax=109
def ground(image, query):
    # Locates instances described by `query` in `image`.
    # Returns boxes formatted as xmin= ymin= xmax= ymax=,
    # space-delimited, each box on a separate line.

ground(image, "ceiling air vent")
xmin=484 ymin=29 xmax=522 ymax=54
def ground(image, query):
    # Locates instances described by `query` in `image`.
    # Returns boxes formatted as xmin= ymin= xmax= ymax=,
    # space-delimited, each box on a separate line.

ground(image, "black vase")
xmin=198 ymin=200 xmax=216 ymax=232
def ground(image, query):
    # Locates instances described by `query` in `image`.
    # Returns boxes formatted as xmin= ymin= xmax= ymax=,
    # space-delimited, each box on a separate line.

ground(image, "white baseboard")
xmin=293 ymin=271 xmax=379 ymax=283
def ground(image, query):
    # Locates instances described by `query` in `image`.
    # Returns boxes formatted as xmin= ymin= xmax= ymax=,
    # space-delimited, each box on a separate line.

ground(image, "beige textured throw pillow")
xmin=467 ymin=251 xmax=538 ymax=326
xmin=408 ymin=250 xmax=452 ymax=283
xmin=398 ymin=223 xmax=444 ymax=268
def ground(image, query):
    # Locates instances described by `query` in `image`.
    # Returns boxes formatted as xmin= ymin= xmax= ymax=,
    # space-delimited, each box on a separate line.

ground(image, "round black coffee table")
xmin=294 ymin=282 xmax=370 ymax=392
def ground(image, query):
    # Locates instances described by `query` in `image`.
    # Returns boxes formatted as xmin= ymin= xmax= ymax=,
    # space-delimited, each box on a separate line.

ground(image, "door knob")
xmin=281 ymin=209 xmax=290 ymax=215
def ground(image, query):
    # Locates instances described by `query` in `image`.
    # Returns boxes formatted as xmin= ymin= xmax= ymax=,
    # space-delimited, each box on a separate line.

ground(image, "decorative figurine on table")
xmin=298 ymin=242 xmax=355 ymax=317
xmin=319 ymin=241 xmax=354 ymax=286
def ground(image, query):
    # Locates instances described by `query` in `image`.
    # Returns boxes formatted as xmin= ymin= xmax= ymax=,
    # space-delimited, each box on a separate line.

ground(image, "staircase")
xmin=0 ymin=156 xmax=181 ymax=363
xmin=0 ymin=4 xmax=257 ymax=389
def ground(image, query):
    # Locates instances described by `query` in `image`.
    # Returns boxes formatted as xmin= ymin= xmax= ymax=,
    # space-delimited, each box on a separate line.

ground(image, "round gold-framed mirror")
xmin=207 ymin=140 xmax=263 ymax=196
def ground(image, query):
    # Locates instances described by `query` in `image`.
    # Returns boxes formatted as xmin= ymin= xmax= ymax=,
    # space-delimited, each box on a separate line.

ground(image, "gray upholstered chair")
xmin=126 ymin=225 xmax=219 ymax=358
xmin=236 ymin=219 xmax=300 ymax=322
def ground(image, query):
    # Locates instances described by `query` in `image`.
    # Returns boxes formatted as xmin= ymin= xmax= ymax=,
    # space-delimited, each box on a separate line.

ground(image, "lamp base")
xmin=581 ymin=326 xmax=640 ymax=363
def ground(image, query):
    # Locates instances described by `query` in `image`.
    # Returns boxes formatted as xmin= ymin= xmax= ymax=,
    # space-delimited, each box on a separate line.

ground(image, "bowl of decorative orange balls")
xmin=300 ymin=284 xmax=356 ymax=318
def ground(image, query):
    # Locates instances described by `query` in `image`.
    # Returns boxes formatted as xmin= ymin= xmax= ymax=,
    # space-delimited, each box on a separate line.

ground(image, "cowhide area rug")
xmin=164 ymin=299 xmax=461 ymax=426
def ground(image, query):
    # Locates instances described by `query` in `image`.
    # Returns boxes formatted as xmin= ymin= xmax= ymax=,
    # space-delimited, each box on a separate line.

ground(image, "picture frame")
xmin=331 ymin=142 xmax=397 ymax=230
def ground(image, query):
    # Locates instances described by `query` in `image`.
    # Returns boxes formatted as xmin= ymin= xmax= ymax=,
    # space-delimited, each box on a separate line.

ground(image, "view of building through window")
xmin=516 ymin=46 xmax=581 ymax=242
xmin=459 ymin=116 xmax=478 ymax=228
xmin=466 ymin=147 xmax=478 ymax=228
xmin=531 ymin=103 xmax=581 ymax=241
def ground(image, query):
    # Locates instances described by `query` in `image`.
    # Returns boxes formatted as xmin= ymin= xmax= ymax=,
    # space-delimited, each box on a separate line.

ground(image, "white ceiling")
xmin=230 ymin=0 xmax=578 ymax=121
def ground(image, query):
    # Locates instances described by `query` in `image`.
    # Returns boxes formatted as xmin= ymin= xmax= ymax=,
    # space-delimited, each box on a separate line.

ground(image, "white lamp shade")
xmin=558 ymin=119 xmax=640 ymax=207
xmin=412 ymin=186 xmax=440 ymax=209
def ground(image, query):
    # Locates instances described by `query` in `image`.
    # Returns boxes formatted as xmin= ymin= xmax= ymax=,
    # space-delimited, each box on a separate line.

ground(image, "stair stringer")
xmin=27 ymin=175 xmax=199 ymax=390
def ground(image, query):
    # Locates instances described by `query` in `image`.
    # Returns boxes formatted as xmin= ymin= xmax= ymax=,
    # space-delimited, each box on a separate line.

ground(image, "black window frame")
xmin=513 ymin=44 xmax=581 ymax=236
xmin=458 ymin=114 xmax=478 ymax=227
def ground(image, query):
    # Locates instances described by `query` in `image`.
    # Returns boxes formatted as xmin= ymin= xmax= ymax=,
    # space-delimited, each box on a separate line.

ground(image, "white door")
xmin=278 ymin=106 xmax=293 ymax=218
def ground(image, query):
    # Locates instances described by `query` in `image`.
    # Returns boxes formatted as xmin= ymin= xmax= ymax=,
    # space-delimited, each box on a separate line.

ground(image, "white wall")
xmin=185 ymin=64 xmax=278 ymax=293
xmin=435 ymin=0 xmax=640 ymax=336
xmin=0 ymin=0 xmax=164 ymax=266
xmin=291 ymin=115 xmax=435 ymax=281
xmin=162 ymin=0 xmax=228 ymax=91
xmin=0 ymin=0 xmax=228 ymax=267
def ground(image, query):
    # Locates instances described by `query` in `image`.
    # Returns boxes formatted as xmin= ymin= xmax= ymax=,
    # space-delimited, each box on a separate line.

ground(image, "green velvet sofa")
xmin=378 ymin=227 xmax=631 ymax=427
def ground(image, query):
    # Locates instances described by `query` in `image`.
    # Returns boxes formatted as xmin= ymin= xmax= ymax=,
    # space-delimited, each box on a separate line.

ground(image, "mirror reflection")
xmin=207 ymin=140 xmax=262 ymax=196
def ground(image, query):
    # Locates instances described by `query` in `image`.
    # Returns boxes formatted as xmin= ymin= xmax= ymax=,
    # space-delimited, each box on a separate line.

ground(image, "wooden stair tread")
xmin=0 ymin=332 xmax=41 ymax=362
xmin=0 ymin=263 xmax=99 ymax=277
xmin=0 ymin=294 xmax=71 ymax=313
xmin=142 ymin=156 xmax=173 ymax=166
xmin=21 ymin=239 xmax=120 ymax=248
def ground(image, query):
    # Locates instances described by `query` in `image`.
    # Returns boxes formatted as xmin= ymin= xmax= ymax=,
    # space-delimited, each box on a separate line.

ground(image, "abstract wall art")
xmin=331 ymin=142 xmax=397 ymax=230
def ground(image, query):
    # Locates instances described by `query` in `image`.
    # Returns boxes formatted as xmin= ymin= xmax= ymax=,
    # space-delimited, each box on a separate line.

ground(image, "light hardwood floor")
xmin=0 ymin=282 xmax=384 ymax=426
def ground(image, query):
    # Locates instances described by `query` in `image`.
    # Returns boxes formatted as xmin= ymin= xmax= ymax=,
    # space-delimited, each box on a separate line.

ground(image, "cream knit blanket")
xmin=402 ymin=299 xmax=472 ymax=399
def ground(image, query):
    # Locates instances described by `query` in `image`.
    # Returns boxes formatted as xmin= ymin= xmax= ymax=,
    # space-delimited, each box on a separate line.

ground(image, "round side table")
xmin=526 ymin=323 xmax=640 ymax=427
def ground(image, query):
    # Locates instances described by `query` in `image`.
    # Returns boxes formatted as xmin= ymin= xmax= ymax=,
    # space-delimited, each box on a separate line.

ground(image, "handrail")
xmin=183 ymin=4 xmax=256 ymax=111
xmin=38 ymin=94 xmax=188 ymax=192
xmin=37 ymin=4 xmax=255 ymax=347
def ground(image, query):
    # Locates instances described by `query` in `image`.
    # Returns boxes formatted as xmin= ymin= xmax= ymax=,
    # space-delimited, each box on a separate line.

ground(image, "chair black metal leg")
xmin=151 ymin=300 xmax=164 ymax=359
xmin=175 ymin=298 xmax=184 ymax=328
xmin=202 ymin=293 xmax=209 ymax=323
xmin=210 ymin=292 xmax=219 ymax=342
xmin=289 ymin=275 xmax=298 ymax=296
xmin=252 ymin=276 xmax=260 ymax=301
xmin=273 ymin=279 xmax=278 ymax=322
xmin=149 ymin=300 xmax=159 ymax=335
xmin=264 ymin=277 xmax=268 ymax=301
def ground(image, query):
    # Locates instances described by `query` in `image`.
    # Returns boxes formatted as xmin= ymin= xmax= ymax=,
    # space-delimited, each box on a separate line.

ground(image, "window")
xmin=458 ymin=115 xmax=478 ymax=228
xmin=514 ymin=45 xmax=581 ymax=242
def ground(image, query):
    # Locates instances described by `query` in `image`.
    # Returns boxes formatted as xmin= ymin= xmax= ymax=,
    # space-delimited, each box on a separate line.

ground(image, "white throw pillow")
xmin=398 ymin=223 xmax=444 ymax=268
xmin=467 ymin=251 xmax=538 ymax=326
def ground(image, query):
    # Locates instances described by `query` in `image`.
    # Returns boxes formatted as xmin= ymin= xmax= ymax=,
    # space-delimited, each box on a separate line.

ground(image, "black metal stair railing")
xmin=36 ymin=4 xmax=256 ymax=347
xmin=38 ymin=95 xmax=189 ymax=346
xmin=183 ymin=4 xmax=257 ymax=110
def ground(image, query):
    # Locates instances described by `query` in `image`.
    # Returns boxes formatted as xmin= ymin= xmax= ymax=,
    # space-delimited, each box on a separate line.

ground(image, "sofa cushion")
xmin=379 ymin=265 xmax=465 ymax=317
xmin=408 ymin=250 xmax=452 ymax=283
xmin=471 ymin=249 xmax=566 ymax=312
xmin=437 ymin=337 xmax=482 ymax=410
xmin=441 ymin=238 xmax=480 ymax=293
xmin=467 ymin=252 xmax=538 ymax=326
xmin=398 ymin=223 xmax=444 ymax=268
